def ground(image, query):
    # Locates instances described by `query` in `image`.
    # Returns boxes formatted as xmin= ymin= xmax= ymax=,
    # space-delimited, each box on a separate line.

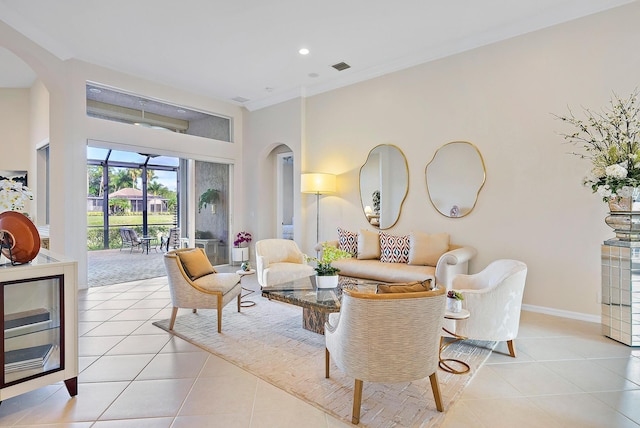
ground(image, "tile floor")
xmin=0 ymin=274 xmax=638 ymax=427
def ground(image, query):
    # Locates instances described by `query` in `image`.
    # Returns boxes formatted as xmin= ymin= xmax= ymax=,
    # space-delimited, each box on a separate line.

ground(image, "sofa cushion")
xmin=376 ymin=279 xmax=432 ymax=294
xmin=337 ymin=227 xmax=358 ymax=257
xmin=177 ymin=249 xmax=216 ymax=280
xmin=408 ymin=232 xmax=450 ymax=266
xmin=193 ymin=272 xmax=240 ymax=294
xmin=379 ymin=232 xmax=410 ymax=263
xmin=357 ymin=229 xmax=380 ymax=260
xmin=333 ymin=258 xmax=435 ymax=283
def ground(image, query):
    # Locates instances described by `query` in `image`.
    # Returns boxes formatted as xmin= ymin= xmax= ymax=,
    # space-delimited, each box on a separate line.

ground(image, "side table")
xmin=140 ymin=236 xmax=157 ymax=254
xmin=439 ymin=308 xmax=470 ymax=374
xmin=236 ymin=269 xmax=256 ymax=307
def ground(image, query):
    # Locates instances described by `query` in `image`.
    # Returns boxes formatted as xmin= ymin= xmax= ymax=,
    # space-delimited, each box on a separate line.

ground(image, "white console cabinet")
xmin=0 ymin=249 xmax=78 ymax=400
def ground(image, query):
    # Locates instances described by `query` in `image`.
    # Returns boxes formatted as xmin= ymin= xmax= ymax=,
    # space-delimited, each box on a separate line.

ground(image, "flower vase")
xmin=605 ymin=189 xmax=640 ymax=241
xmin=447 ymin=298 xmax=462 ymax=313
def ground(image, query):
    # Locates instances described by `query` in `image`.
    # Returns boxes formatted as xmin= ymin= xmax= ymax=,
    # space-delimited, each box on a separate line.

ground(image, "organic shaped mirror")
xmin=426 ymin=141 xmax=486 ymax=218
xmin=359 ymin=144 xmax=409 ymax=229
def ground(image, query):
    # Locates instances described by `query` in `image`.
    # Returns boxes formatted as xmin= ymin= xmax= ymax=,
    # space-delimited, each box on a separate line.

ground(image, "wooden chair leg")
xmin=169 ymin=307 xmax=178 ymax=330
xmin=429 ymin=372 xmax=444 ymax=412
xmin=217 ymin=295 xmax=223 ymax=333
xmin=325 ymin=348 xmax=330 ymax=378
xmin=352 ymin=379 xmax=363 ymax=425
xmin=507 ymin=339 xmax=516 ymax=358
xmin=192 ymin=309 xmax=197 ymax=314
xmin=237 ymin=293 xmax=241 ymax=312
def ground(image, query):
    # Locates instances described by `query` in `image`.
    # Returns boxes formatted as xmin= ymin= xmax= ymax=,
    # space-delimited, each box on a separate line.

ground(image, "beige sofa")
xmin=321 ymin=229 xmax=477 ymax=290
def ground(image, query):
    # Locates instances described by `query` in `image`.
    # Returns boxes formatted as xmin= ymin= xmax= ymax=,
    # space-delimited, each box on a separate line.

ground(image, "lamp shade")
xmin=301 ymin=173 xmax=336 ymax=194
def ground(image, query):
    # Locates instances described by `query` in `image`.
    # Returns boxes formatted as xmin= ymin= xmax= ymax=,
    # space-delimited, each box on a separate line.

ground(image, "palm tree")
xmin=111 ymin=168 xmax=133 ymax=191
xmin=148 ymin=181 xmax=164 ymax=196
xmin=129 ymin=168 xmax=141 ymax=189
xmin=146 ymin=169 xmax=157 ymax=185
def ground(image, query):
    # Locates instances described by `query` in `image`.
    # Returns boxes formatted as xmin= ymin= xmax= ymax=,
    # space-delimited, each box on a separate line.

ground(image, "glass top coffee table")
xmin=261 ymin=276 xmax=379 ymax=334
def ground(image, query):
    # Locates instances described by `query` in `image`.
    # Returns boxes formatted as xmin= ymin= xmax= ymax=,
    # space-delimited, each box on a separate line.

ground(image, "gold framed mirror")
xmin=425 ymin=141 xmax=486 ymax=218
xmin=359 ymin=144 xmax=409 ymax=229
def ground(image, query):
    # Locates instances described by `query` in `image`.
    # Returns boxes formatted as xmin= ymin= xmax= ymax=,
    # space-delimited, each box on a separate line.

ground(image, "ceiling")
xmin=0 ymin=0 xmax=634 ymax=111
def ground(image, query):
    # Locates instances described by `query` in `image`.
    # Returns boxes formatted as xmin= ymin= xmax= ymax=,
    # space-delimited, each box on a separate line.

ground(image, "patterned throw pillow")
xmin=337 ymin=227 xmax=358 ymax=256
xmin=379 ymin=232 xmax=410 ymax=263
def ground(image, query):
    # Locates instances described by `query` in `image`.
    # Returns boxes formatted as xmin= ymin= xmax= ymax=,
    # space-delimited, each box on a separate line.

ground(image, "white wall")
xmin=0 ymin=88 xmax=30 ymax=169
xmin=243 ymin=98 xmax=304 ymax=244
xmin=248 ymin=2 xmax=640 ymax=319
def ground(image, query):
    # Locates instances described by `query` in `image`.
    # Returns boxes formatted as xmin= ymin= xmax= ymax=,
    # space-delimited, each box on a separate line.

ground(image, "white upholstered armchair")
xmin=454 ymin=259 xmax=528 ymax=357
xmin=255 ymin=239 xmax=315 ymax=288
xmin=164 ymin=248 xmax=242 ymax=333
xmin=325 ymin=286 xmax=446 ymax=424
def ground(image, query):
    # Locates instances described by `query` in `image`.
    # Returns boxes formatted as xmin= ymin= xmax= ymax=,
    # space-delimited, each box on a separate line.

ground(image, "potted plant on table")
xmin=305 ymin=243 xmax=352 ymax=289
xmin=198 ymin=188 xmax=220 ymax=214
xmin=232 ymin=231 xmax=252 ymax=269
xmin=447 ymin=290 xmax=464 ymax=313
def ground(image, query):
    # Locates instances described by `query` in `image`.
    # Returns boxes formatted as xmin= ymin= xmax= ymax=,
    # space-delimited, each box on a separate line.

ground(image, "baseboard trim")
xmin=522 ymin=304 xmax=600 ymax=324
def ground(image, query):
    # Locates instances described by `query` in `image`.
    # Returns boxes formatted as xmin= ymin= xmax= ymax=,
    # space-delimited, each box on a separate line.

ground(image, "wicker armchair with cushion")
xmin=163 ymin=248 xmax=242 ymax=333
xmin=325 ymin=285 xmax=446 ymax=424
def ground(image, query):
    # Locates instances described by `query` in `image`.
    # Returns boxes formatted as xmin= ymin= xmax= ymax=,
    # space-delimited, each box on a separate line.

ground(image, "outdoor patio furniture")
xmin=163 ymin=227 xmax=181 ymax=252
xmin=119 ymin=227 xmax=143 ymax=252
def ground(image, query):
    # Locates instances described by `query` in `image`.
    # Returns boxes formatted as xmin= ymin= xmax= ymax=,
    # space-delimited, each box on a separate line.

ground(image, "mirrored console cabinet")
xmin=601 ymin=240 xmax=640 ymax=346
xmin=0 ymin=250 xmax=78 ymax=400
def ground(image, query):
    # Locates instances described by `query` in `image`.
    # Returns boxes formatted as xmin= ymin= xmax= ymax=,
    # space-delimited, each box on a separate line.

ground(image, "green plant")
xmin=304 ymin=243 xmax=352 ymax=276
xmin=198 ymin=188 xmax=220 ymax=213
xmin=447 ymin=290 xmax=464 ymax=300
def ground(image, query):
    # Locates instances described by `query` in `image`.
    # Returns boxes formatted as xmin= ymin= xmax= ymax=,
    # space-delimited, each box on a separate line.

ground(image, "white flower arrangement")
xmin=0 ymin=179 xmax=33 ymax=213
xmin=557 ymin=90 xmax=640 ymax=202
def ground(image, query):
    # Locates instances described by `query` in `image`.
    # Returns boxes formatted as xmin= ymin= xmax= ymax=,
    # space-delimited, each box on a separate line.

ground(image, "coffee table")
xmin=261 ymin=276 xmax=379 ymax=334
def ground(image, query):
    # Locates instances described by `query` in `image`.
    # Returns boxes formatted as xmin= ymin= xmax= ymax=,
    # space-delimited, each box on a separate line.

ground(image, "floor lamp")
xmin=301 ymin=173 xmax=336 ymax=247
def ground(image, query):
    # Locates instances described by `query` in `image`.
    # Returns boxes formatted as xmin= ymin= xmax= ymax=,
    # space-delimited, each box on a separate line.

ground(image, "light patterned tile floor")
xmin=0 ymin=272 xmax=638 ymax=427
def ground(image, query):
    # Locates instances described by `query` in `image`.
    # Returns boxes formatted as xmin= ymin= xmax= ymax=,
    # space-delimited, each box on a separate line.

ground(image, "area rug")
xmin=153 ymin=294 xmax=496 ymax=427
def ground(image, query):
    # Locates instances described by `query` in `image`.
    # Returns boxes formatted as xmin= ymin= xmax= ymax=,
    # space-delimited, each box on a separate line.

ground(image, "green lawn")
xmin=87 ymin=214 xmax=176 ymax=250
xmin=87 ymin=214 xmax=174 ymax=227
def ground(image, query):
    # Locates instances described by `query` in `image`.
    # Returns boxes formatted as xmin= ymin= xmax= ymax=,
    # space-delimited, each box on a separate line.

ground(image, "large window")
xmin=86 ymin=147 xmax=179 ymax=250
xmin=86 ymin=83 xmax=232 ymax=142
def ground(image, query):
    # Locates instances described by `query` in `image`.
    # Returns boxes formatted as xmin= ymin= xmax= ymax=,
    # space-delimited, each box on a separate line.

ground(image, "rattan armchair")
xmin=325 ymin=286 xmax=446 ymax=424
xmin=164 ymin=248 xmax=242 ymax=333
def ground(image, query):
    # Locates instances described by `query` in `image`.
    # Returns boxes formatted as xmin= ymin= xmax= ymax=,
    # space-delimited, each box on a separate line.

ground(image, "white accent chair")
xmin=255 ymin=239 xmax=315 ymax=288
xmin=325 ymin=286 xmax=446 ymax=424
xmin=453 ymin=259 xmax=528 ymax=357
xmin=163 ymin=248 xmax=242 ymax=333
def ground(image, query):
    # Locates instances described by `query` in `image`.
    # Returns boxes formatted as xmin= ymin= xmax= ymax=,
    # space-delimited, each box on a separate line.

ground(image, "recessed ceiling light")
xmin=89 ymin=88 xmax=102 ymax=93
xmin=308 ymin=73 xmax=319 ymax=78
xmin=176 ymin=109 xmax=186 ymax=113
xmin=299 ymin=48 xmax=310 ymax=55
